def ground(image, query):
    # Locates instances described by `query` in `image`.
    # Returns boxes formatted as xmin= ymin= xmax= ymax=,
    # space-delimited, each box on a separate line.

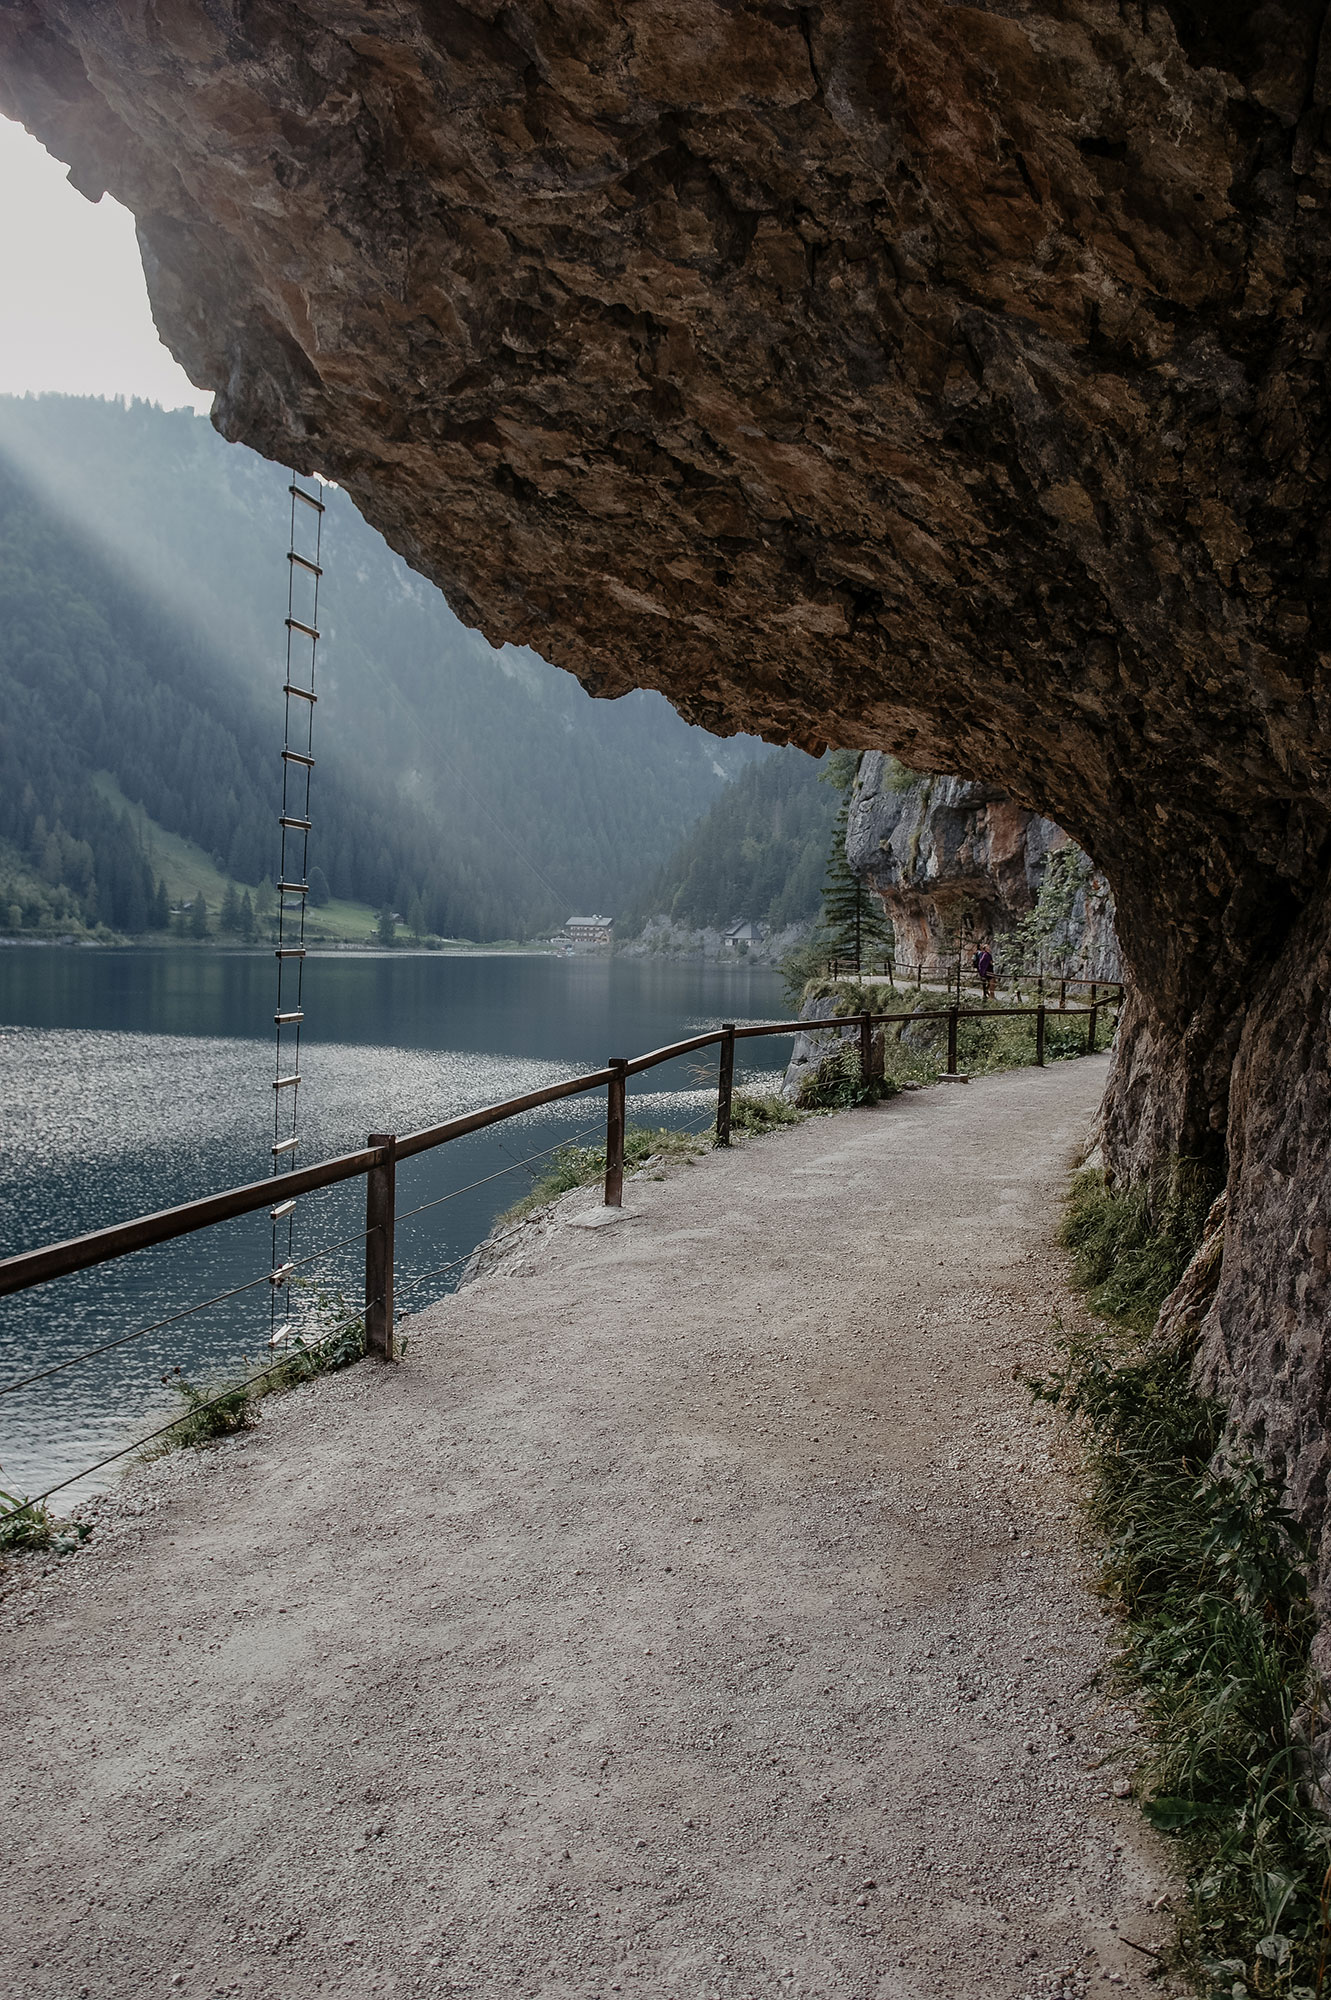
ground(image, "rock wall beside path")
xmin=846 ymin=757 xmax=1121 ymax=981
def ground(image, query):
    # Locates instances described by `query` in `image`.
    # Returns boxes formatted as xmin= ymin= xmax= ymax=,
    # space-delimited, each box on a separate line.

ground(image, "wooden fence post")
xmin=1059 ymin=976 xmax=1067 ymax=1009
xmin=947 ymin=1006 xmax=959 ymax=1076
xmin=604 ymin=1059 xmax=627 ymax=1207
xmin=1086 ymin=997 xmax=1099 ymax=1054
xmin=1035 ymin=1003 xmax=1046 ymax=1067
xmin=365 ymin=1132 xmax=396 ymax=1360
xmin=858 ymin=1010 xmax=873 ymax=1089
xmin=716 ymin=1024 xmax=736 ymax=1147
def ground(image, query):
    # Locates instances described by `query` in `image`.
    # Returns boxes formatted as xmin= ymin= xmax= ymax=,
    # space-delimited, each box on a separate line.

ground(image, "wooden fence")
xmin=0 ymin=991 xmax=1117 ymax=1506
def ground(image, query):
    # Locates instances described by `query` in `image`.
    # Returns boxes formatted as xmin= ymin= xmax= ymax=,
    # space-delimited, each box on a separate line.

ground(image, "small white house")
xmin=565 ymin=914 xmax=614 ymax=945
xmin=725 ymin=919 xmax=762 ymax=948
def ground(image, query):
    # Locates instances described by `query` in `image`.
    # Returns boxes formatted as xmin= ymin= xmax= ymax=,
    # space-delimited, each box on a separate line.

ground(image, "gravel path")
xmin=0 ymin=1054 xmax=1177 ymax=2000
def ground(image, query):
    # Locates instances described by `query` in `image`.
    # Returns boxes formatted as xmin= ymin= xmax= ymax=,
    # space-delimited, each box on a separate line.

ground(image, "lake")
xmin=0 ymin=947 xmax=789 ymax=1505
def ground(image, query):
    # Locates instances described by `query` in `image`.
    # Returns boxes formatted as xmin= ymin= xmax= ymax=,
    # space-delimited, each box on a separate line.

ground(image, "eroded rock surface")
xmin=3 ymin=7 xmax=1331 ymax=1565
xmin=846 ymin=754 xmax=1120 ymax=976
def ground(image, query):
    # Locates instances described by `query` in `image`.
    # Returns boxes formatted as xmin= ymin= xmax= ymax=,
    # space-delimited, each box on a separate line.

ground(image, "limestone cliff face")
xmin=846 ymin=756 xmax=1120 ymax=978
xmin=4 ymin=5 xmax=1331 ymax=1590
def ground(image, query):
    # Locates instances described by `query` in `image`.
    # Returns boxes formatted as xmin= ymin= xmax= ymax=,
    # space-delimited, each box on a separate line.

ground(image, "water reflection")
xmin=0 ymin=948 xmax=790 ymax=1500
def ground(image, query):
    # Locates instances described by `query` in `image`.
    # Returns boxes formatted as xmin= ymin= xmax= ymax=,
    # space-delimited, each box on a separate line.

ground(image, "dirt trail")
xmin=0 ymin=1054 xmax=1176 ymax=2000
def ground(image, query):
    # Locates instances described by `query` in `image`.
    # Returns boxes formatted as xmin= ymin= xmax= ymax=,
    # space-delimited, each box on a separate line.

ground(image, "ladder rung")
xmin=289 ymin=483 xmax=325 ymax=514
xmin=274 ymin=1010 xmax=304 ymax=1024
xmin=268 ymin=1321 xmax=294 ymax=1346
xmin=278 ymin=881 xmax=308 ymax=895
xmin=285 ymin=617 xmax=320 ymax=641
xmin=268 ymin=1262 xmax=295 ymax=1286
xmin=271 ymin=1136 xmax=299 ymax=1155
xmin=269 ymin=1197 xmax=298 ymax=1221
xmin=288 ymin=551 xmax=323 ymax=576
xmin=283 ymin=682 xmax=317 ymax=702
xmin=274 ymin=947 xmax=306 ymax=960
xmin=282 ymin=749 xmax=314 ymax=768
xmin=278 ymin=815 xmax=311 ymax=831
xmin=273 ymin=1073 xmax=302 ymax=1091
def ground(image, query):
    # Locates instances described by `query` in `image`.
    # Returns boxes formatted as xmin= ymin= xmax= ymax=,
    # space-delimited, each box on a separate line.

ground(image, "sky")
xmin=0 ymin=115 xmax=212 ymax=413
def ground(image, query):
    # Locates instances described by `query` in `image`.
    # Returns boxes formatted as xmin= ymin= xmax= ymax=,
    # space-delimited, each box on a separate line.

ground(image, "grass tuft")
xmin=728 ymin=1086 xmax=803 ymax=1133
xmin=1060 ymin=1162 xmax=1217 ymax=1332
xmin=141 ymin=1282 xmax=367 ymax=1464
xmin=153 ymin=1372 xmax=256 ymax=1449
xmin=501 ymin=1123 xmax=711 ymax=1221
xmin=1035 ymin=1174 xmax=1330 ymax=1997
xmin=795 ymin=1039 xmax=900 ymax=1110
xmin=0 ymin=1486 xmax=92 ymax=1558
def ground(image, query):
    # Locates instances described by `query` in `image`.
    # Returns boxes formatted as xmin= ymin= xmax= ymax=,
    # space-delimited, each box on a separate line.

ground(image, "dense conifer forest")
xmin=627 ymin=748 xmax=837 ymax=933
xmin=0 ymin=395 xmax=762 ymax=940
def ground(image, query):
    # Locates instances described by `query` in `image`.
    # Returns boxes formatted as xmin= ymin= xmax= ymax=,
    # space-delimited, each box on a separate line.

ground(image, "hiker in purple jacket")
xmin=975 ymin=942 xmax=996 ymax=1002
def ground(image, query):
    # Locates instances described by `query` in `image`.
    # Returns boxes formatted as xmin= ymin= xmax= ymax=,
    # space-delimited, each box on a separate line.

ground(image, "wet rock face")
xmin=3 ymin=5 xmax=1331 ymax=1550
xmin=845 ymin=755 xmax=1120 ymax=977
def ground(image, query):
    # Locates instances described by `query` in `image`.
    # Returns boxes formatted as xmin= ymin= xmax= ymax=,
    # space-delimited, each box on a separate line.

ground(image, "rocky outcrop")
xmin=846 ymin=756 xmax=1120 ymax=978
xmin=1195 ymin=886 xmax=1331 ymax=1653
xmin=3 ymin=9 xmax=1331 ymax=1583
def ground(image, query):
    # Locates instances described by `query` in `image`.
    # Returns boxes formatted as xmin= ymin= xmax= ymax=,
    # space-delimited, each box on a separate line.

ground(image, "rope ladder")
xmin=270 ymin=474 xmax=325 ymax=1345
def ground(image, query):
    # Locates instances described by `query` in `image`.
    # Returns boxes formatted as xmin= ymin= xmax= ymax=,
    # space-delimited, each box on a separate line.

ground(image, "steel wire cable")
xmin=0 ymin=1223 xmax=377 ymax=1402
xmin=0 ymin=1104 xmax=690 ymax=1404
xmin=287 ymin=1225 xmax=375 ymax=1270
xmin=5 ymin=1302 xmax=376 ymax=1515
xmin=393 ymin=1117 xmax=607 ymax=1224
xmin=392 ymin=1249 xmax=477 ymax=1299
xmin=0 ymin=1270 xmax=279 ymax=1401
xmin=393 ymin=1104 xmax=719 ymax=1305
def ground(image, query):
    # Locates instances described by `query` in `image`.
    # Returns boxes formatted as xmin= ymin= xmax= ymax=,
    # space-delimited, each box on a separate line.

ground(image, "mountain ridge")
xmin=0 ymin=395 xmax=765 ymax=941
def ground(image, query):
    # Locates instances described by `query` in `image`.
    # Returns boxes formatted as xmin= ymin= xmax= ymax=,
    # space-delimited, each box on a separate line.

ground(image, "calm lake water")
xmin=0 ymin=947 xmax=789 ymax=1505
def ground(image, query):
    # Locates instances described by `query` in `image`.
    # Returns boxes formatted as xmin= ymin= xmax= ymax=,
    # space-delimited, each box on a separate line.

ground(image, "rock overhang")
xmin=2 ymin=6 xmax=1327 ymax=885
xmin=2 ymin=3 xmax=1329 ymax=1006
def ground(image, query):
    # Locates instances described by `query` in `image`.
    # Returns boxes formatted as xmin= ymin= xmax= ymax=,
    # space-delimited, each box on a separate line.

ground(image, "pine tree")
xmin=239 ymin=890 xmax=256 ymax=941
xmin=308 ymin=864 xmax=331 ymax=908
xmin=816 ymin=796 xmax=895 ymax=977
xmin=152 ymin=877 xmax=169 ymax=929
xmin=376 ymin=904 xmax=396 ymax=948
xmin=189 ymin=891 xmax=208 ymax=939
xmin=219 ymin=882 xmax=240 ymax=932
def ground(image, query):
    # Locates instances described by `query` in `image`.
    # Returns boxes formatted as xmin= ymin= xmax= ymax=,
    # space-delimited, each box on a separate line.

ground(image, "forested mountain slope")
xmin=627 ymin=748 xmax=835 ymax=934
xmin=0 ymin=396 xmax=761 ymax=938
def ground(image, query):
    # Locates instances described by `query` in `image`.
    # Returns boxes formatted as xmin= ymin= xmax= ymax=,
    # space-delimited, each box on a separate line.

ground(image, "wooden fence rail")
xmin=0 ymin=995 xmax=1118 ymax=1389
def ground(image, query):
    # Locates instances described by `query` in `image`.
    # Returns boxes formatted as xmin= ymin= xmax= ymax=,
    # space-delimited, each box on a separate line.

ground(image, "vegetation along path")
xmin=0 ymin=1055 xmax=1177 ymax=2000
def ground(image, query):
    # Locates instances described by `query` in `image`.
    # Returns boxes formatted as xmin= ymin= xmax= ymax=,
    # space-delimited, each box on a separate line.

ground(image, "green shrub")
xmin=795 ymin=1040 xmax=899 ymax=1111
xmin=0 ymin=1490 xmax=56 ymax=1553
xmin=896 ymin=1004 xmax=1108 ymax=1074
xmin=728 ymin=1087 xmax=803 ymax=1133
